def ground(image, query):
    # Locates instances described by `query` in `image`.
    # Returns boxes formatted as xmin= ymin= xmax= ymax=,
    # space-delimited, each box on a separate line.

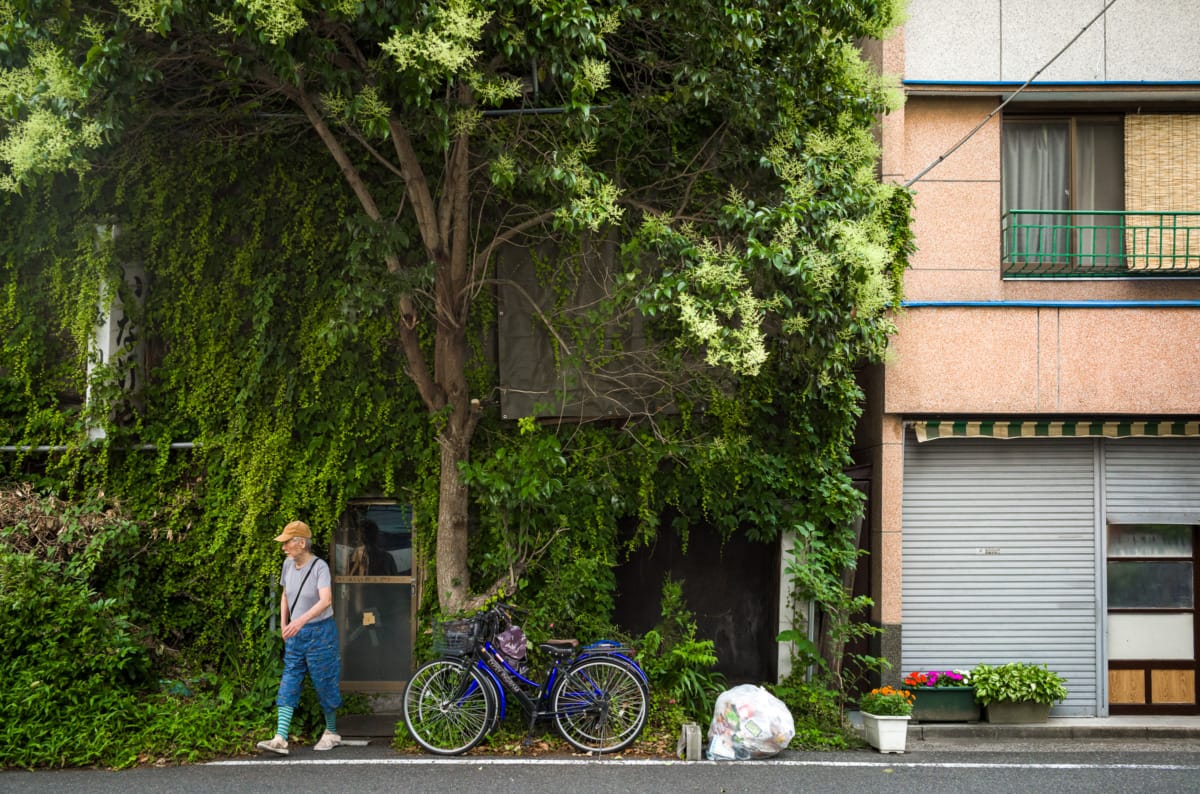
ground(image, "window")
xmin=1107 ymin=524 xmax=1194 ymax=610
xmin=495 ymin=235 xmax=674 ymax=421
xmin=1002 ymin=115 xmax=1125 ymax=272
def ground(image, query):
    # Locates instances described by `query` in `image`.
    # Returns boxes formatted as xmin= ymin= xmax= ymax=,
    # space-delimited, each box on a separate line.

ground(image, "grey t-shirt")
xmin=281 ymin=557 xmax=333 ymax=623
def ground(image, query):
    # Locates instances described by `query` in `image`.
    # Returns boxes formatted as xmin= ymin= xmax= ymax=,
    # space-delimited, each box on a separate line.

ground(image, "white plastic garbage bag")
xmin=706 ymin=684 xmax=795 ymax=760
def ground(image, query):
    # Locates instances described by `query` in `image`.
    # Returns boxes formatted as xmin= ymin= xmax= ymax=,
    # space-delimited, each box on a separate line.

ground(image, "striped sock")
xmin=323 ymin=707 xmax=337 ymax=734
xmin=276 ymin=705 xmax=295 ymax=740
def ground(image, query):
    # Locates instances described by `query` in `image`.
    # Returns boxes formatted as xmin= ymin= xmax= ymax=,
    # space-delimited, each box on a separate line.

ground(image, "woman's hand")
xmin=282 ymin=618 xmax=304 ymax=639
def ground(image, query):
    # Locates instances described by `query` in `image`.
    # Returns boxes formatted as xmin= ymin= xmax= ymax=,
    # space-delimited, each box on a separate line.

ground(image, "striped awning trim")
xmin=912 ymin=419 xmax=1200 ymax=443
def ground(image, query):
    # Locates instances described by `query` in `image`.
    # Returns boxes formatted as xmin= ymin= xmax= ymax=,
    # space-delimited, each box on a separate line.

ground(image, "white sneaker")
xmin=256 ymin=734 xmax=289 ymax=755
xmin=314 ymin=730 xmax=342 ymax=751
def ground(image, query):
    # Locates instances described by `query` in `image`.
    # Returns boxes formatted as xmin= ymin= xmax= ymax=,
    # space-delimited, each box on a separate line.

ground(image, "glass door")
xmin=333 ymin=501 xmax=414 ymax=691
xmin=1106 ymin=524 xmax=1199 ymax=714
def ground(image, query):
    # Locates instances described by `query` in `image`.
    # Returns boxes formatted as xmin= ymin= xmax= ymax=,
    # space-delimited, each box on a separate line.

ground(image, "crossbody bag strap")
xmin=287 ymin=560 xmax=318 ymax=623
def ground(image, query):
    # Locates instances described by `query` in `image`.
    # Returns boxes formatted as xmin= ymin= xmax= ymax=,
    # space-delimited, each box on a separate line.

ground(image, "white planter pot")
xmin=862 ymin=713 xmax=910 ymax=754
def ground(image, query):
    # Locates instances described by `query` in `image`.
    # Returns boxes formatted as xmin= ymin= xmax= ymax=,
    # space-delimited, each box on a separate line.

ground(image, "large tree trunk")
xmin=435 ymin=423 xmax=472 ymax=613
xmin=430 ymin=99 xmax=477 ymax=614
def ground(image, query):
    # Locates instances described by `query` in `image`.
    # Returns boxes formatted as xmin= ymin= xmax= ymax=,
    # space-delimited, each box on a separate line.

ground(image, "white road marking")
xmin=209 ymin=757 xmax=1200 ymax=771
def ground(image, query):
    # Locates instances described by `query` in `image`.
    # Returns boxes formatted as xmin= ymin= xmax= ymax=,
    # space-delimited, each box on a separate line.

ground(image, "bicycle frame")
xmin=473 ymin=640 xmax=561 ymax=724
xmin=471 ymin=638 xmax=646 ymax=728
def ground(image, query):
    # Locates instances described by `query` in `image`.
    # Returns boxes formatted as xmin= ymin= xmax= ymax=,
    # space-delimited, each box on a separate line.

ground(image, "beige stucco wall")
xmin=890 ymin=96 xmax=1200 ymax=413
xmin=863 ymin=29 xmax=1200 ymax=651
xmin=885 ymin=307 xmax=1200 ymax=414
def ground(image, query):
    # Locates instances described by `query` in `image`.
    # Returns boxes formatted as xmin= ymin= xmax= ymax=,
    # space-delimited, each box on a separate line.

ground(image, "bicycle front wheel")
xmin=552 ymin=657 xmax=649 ymax=753
xmin=403 ymin=659 xmax=496 ymax=755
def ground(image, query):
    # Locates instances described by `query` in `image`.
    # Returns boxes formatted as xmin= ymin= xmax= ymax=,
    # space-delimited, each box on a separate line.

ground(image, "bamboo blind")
xmin=1124 ymin=114 xmax=1200 ymax=270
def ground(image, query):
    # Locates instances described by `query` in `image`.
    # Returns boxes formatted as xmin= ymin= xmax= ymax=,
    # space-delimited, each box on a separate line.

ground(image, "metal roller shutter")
xmin=902 ymin=435 xmax=1098 ymax=716
xmin=1105 ymin=439 xmax=1200 ymax=523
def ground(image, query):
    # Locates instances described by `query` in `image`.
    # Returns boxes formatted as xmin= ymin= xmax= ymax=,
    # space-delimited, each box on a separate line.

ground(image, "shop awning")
xmin=912 ymin=419 xmax=1200 ymax=443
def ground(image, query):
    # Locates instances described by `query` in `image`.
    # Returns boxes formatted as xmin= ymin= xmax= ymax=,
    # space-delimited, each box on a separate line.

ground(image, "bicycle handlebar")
xmin=485 ymin=602 xmax=527 ymax=624
xmin=458 ymin=602 xmax=525 ymax=642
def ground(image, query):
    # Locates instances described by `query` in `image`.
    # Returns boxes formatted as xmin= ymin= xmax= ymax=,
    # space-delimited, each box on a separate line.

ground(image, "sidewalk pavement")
xmin=921 ymin=715 xmax=1200 ymax=741
xmin=849 ymin=711 xmax=1200 ymax=754
xmin=342 ymin=711 xmax=1200 ymax=752
xmin=848 ymin=711 xmax=1200 ymax=741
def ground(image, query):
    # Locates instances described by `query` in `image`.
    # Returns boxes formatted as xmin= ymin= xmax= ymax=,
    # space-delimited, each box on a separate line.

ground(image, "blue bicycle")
xmin=402 ymin=603 xmax=650 ymax=755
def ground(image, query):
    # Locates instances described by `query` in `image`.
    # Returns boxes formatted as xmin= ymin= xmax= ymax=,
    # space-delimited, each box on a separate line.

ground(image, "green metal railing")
xmin=1002 ymin=210 xmax=1200 ymax=278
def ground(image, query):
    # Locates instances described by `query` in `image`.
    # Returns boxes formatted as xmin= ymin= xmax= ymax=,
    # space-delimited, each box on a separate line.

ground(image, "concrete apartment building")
xmin=858 ymin=0 xmax=1200 ymax=716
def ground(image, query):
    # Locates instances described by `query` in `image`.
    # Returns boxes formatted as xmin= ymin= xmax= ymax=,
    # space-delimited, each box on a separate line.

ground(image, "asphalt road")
xmin=4 ymin=737 xmax=1200 ymax=794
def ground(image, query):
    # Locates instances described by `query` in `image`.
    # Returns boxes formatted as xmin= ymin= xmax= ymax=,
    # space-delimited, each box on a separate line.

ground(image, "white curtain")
xmin=1074 ymin=122 xmax=1124 ymax=265
xmin=1003 ymin=122 xmax=1069 ymax=262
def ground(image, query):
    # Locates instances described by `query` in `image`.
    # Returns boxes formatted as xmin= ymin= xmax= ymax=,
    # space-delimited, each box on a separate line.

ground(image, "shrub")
xmin=969 ymin=662 xmax=1068 ymax=706
xmin=768 ymin=674 xmax=856 ymax=749
xmin=635 ymin=578 xmax=726 ymax=726
xmin=0 ymin=551 xmax=282 ymax=768
xmin=0 ymin=551 xmax=149 ymax=689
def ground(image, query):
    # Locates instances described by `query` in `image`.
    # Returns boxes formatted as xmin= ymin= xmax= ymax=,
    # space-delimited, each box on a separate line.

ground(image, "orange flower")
xmin=870 ymin=686 xmax=914 ymax=704
xmin=860 ymin=686 xmax=915 ymax=716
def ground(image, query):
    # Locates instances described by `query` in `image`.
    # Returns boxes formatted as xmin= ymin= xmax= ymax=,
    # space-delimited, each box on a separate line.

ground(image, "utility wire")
xmin=904 ymin=0 xmax=1122 ymax=188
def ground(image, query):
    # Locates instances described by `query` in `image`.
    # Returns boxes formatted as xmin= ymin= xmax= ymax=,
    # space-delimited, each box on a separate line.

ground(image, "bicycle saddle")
xmin=537 ymin=639 xmax=579 ymax=658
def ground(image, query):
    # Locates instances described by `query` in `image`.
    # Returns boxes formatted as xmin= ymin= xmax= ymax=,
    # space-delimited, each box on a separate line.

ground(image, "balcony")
xmin=1002 ymin=211 xmax=1200 ymax=278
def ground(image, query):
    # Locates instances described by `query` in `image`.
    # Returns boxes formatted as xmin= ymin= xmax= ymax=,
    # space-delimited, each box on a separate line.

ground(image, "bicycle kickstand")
xmin=521 ymin=715 xmax=539 ymax=748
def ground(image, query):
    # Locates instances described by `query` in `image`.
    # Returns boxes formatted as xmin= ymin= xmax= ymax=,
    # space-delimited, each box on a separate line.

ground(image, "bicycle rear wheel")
xmin=552 ymin=657 xmax=649 ymax=753
xmin=403 ymin=658 xmax=496 ymax=755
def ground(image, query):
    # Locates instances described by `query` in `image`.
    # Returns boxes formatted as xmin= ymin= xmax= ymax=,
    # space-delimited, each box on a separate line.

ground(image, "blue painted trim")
xmin=901 ymin=300 xmax=1200 ymax=308
xmin=903 ymin=80 xmax=1200 ymax=87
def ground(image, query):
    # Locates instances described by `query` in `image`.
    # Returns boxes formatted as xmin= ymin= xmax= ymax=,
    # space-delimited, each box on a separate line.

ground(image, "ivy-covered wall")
xmin=0 ymin=122 xmax=906 ymax=688
xmin=0 ymin=131 xmax=438 ymax=666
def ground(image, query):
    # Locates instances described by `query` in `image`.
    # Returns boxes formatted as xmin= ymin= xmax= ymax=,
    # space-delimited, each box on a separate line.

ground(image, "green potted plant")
xmin=858 ymin=686 xmax=914 ymax=753
xmin=969 ymin=662 xmax=1068 ymax=723
xmin=902 ymin=669 xmax=979 ymax=722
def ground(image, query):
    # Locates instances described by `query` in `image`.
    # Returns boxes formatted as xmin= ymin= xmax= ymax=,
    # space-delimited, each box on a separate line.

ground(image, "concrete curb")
xmin=847 ymin=710 xmax=1200 ymax=744
xmin=915 ymin=723 xmax=1200 ymax=740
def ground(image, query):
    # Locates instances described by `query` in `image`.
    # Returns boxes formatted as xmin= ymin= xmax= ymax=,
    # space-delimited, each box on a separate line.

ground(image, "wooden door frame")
xmin=1107 ymin=524 xmax=1200 ymax=715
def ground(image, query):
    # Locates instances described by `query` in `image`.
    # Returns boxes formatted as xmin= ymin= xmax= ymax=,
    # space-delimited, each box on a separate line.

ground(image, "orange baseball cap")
xmin=274 ymin=520 xmax=312 ymax=542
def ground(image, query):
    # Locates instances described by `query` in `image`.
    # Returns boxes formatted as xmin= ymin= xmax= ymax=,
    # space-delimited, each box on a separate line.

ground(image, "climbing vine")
xmin=0 ymin=0 xmax=914 ymax=765
xmin=0 ymin=130 xmax=433 ymax=664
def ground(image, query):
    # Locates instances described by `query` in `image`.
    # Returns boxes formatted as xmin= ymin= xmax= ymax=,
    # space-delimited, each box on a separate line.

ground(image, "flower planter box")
xmin=861 ymin=713 xmax=909 ymax=754
xmin=984 ymin=701 xmax=1051 ymax=724
xmin=906 ymin=686 xmax=981 ymax=723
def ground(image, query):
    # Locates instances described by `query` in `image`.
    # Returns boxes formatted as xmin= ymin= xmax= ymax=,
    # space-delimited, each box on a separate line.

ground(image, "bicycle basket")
xmin=432 ymin=617 xmax=480 ymax=656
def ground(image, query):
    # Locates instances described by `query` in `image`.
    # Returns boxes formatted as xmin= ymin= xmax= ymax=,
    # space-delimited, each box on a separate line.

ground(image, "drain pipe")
xmin=0 ymin=442 xmax=199 ymax=452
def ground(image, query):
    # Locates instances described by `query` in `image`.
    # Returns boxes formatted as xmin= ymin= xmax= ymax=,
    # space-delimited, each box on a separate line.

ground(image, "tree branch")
xmin=398 ymin=293 xmax=443 ymax=412
xmin=462 ymin=525 xmax=569 ymax=612
xmin=387 ymin=118 xmax=442 ymax=258
xmin=468 ymin=210 xmax=558 ymax=299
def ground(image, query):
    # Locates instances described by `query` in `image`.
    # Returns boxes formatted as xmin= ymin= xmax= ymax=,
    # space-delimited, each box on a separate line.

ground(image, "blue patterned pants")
xmin=277 ymin=617 xmax=343 ymax=711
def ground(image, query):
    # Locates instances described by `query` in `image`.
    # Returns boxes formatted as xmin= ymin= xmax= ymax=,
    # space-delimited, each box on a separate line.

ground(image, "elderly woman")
xmin=257 ymin=520 xmax=343 ymax=755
